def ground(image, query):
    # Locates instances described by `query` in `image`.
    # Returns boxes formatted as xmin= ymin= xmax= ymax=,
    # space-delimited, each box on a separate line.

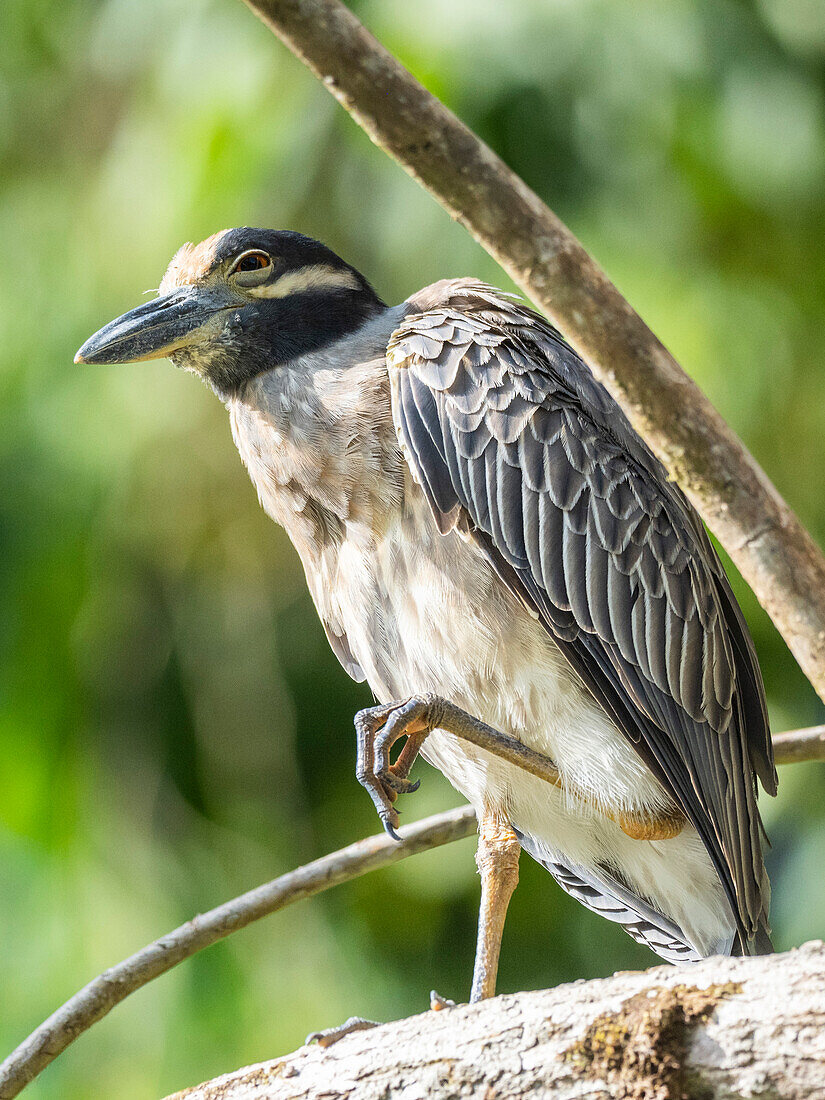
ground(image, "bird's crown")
xmin=159 ymin=227 xmax=372 ymax=299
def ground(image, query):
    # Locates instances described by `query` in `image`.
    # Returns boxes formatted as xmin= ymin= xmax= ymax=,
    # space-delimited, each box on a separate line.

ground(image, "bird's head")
xmin=75 ymin=228 xmax=384 ymax=398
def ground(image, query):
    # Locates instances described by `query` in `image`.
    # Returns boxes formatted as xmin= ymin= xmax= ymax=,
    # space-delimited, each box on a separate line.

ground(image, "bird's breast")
xmin=325 ymin=478 xmax=671 ymax=820
xmin=229 ymin=359 xmax=670 ymax=822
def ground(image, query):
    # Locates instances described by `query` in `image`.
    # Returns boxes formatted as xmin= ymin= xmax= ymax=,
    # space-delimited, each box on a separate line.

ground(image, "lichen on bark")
xmin=563 ymin=981 xmax=742 ymax=1100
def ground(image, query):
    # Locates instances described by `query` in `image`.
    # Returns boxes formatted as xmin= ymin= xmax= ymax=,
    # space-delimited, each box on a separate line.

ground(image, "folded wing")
xmin=387 ymin=279 xmax=776 ymax=950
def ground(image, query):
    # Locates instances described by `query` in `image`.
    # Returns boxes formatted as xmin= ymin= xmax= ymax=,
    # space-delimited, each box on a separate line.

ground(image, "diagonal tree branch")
xmin=0 ymin=807 xmax=476 ymax=1100
xmin=239 ymin=0 xmax=825 ymax=705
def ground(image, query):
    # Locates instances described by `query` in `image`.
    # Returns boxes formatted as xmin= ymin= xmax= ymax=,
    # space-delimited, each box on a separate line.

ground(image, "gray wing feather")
xmin=513 ymin=827 xmax=718 ymax=962
xmin=387 ymin=280 xmax=775 ymax=949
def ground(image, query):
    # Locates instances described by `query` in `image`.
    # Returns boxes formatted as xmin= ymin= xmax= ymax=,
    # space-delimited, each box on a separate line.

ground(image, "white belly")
xmin=318 ymin=485 xmax=733 ymax=956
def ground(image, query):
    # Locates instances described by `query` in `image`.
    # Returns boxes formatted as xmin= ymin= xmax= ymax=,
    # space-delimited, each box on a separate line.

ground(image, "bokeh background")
xmin=2 ymin=0 xmax=825 ymax=1095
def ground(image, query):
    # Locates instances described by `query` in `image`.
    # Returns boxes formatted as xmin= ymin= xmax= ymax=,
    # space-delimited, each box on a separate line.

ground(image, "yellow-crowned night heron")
xmin=77 ymin=228 xmax=776 ymax=1007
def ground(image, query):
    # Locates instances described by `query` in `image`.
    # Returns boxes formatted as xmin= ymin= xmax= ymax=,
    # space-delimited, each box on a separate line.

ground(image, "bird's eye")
xmin=234 ymin=251 xmax=271 ymax=273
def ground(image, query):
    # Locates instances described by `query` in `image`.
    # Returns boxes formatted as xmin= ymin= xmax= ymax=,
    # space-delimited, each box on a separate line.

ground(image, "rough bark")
xmin=167 ymin=941 xmax=825 ymax=1100
xmin=240 ymin=0 xmax=825 ymax=706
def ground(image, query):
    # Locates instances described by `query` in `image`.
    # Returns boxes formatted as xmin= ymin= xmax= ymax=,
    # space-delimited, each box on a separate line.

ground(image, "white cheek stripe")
xmin=248 ymin=264 xmax=362 ymax=299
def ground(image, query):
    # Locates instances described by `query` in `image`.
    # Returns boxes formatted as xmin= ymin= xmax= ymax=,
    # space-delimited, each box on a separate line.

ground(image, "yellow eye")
xmin=234 ymin=251 xmax=271 ymax=273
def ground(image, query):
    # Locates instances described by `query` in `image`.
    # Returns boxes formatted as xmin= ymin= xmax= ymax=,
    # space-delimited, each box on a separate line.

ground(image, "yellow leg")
xmin=470 ymin=813 xmax=521 ymax=1003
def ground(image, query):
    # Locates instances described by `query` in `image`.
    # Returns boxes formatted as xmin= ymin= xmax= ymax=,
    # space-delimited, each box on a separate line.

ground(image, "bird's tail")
xmin=734 ymin=919 xmax=773 ymax=956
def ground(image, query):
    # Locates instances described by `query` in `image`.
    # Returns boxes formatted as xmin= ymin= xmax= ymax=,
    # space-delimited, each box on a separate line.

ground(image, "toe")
xmin=306 ymin=1016 xmax=379 ymax=1048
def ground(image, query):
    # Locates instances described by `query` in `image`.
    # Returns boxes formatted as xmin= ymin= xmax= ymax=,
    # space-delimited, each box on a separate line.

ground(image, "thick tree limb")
xmin=0 ymin=807 xmax=476 ymax=1100
xmin=166 ymin=942 xmax=825 ymax=1100
xmin=240 ymin=0 xmax=825 ymax=705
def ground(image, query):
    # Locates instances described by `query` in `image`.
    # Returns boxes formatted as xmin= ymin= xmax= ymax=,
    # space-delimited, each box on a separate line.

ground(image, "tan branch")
xmin=240 ymin=0 xmax=825 ymax=704
xmin=165 ymin=942 xmax=825 ymax=1100
xmin=0 ymin=806 xmax=476 ymax=1100
xmin=772 ymin=723 xmax=825 ymax=765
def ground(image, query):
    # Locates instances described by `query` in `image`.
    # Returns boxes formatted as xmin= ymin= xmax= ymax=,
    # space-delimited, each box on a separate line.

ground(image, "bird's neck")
xmin=227 ymin=305 xmax=408 ymax=566
xmin=197 ymin=291 xmax=388 ymax=401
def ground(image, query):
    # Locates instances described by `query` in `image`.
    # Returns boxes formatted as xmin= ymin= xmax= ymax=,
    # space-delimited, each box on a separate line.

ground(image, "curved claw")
xmin=375 ymin=798 xmax=400 ymax=839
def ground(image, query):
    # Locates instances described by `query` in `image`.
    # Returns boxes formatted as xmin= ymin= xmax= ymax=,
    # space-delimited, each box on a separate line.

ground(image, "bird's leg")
xmin=354 ymin=693 xmax=563 ymax=838
xmin=354 ymin=693 xmax=685 ymax=841
xmin=470 ymin=812 xmax=521 ymax=1002
xmin=309 ymin=815 xmax=521 ymax=1041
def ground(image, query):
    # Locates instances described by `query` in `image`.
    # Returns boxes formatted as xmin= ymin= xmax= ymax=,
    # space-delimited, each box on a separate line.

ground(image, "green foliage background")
xmin=2 ymin=0 xmax=825 ymax=1095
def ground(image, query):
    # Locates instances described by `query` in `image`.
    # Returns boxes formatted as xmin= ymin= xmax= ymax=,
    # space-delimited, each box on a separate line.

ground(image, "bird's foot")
xmin=306 ymin=994 xmax=457 ymax=1051
xmin=354 ymin=694 xmax=446 ymax=838
xmin=305 ymin=1016 xmax=379 ymax=1049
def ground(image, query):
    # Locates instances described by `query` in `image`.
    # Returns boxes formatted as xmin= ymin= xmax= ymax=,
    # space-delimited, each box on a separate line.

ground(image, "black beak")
xmin=74 ymin=286 xmax=230 ymax=365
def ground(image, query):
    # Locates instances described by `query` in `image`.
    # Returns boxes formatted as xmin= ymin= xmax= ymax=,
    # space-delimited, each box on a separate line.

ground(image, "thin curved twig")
xmin=240 ymin=0 xmax=825 ymax=706
xmin=0 ymin=806 xmax=477 ymax=1100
